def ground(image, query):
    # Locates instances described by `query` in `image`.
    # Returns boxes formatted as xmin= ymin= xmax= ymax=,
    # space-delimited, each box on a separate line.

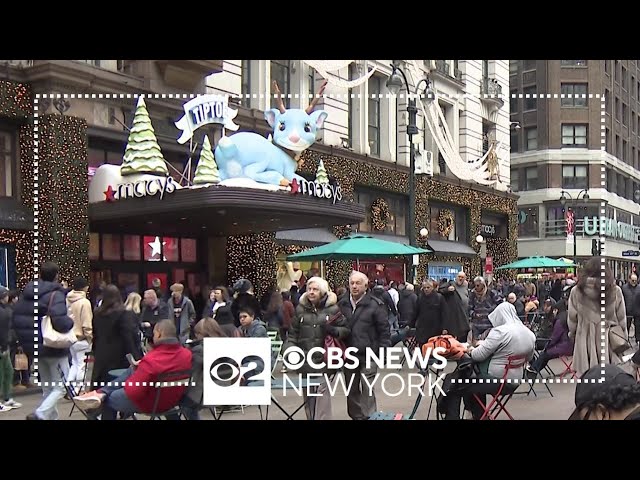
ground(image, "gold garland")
xmin=371 ymin=197 xmax=391 ymax=231
xmin=437 ymin=209 xmax=455 ymax=238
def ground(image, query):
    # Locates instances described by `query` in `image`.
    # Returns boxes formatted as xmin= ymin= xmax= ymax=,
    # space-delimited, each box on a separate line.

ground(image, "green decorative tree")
xmin=194 ymin=135 xmax=220 ymax=184
xmin=315 ymin=159 xmax=329 ymax=184
xmin=120 ymin=96 xmax=168 ymax=176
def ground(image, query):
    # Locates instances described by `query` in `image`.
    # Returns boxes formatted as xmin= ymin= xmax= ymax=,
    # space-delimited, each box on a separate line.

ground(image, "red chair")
xmin=472 ymin=355 xmax=527 ymax=420
xmin=558 ymin=356 xmax=577 ymax=379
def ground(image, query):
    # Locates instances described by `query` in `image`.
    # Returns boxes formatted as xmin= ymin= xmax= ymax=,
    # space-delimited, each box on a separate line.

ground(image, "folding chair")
xmin=69 ymin=351 xmax=95 ymax=417
xmin=58 ymin=365 xmax=94 ymax=420
xmin=472 ymin=355 xmax=526 ymax=420
xmin=147 ymin=369 xmax=193 ymax=420
xmin=558 ymin=356 xmax=577 ymax=379
xmin=400 ymin=330 xmax=418 ymax=368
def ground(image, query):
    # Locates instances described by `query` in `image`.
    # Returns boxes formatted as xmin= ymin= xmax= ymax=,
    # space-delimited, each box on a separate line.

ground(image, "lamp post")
xmin=559 ymin=189 xmax=590 ymax=266
xmin=476 ymin=233 xmax=485 ymax=278
xmin=386 ymin=61 xmax=434 ymax=282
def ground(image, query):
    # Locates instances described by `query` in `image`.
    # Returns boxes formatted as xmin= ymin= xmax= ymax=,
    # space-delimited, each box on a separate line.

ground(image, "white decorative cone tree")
xmin=315 ymin=159 xmax=329 ymax=184
xmin=121 ymin=96 xmax=168 ymax=176
xmin=194 ymin=135 xmax=220 ymax=184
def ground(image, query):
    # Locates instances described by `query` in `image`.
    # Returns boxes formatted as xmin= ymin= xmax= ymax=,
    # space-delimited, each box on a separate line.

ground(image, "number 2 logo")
xmin=209 ymin=355 xmax=265 ymax=387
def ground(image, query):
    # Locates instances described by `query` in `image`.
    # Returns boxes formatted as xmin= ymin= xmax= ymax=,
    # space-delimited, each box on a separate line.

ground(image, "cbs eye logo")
xmin=209 ymin=355 xmax=265 ymax=387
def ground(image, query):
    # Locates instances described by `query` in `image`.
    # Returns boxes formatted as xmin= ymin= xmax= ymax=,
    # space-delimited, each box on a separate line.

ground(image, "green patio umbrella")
xmin=496 ymin=256 xmax=575 ymax=270
xmin=286 ymin=234 xmax=432 ymax=263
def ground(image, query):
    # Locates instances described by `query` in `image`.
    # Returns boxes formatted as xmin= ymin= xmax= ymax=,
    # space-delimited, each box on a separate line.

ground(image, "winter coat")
xmin=92 ymin=308 xmax=140 ymax=386
xmin=0 ymin=303 xmax=11 ymax=353
xmin=438 ymin=282 xmax=470 ymax=339
xmin=231 ymin=293 xmax=262 ymax=327
xmin=185 ymin=339 xmax=204 ymax=406
xmin=397 ymin=289 xmax=417 ymax=327
xmin=284 ymin=291 xmax=349 ymax=374
xmin=242 ymin=319 xmax=268 ymax=338
xmin=12 ymin=280 xmax=74 ymax=358
xmin=411 ymin=291 xmax=446 ymax=344
xmin=545 ymin=310 xmax=574 ymax=358
xmin=568 ymin=279 xmax=627 ymax=377
xmin=168 ymin=295 xmax=196 ymax=344
xmin=123 ymin=338 xmax=192 ymax=413
xmin=66 ymin=290 xmax=93 ymax=343
xmin=140 ymin=301 xmax=171 ymax=339
xmin=622 ymin=283 xmax=640 ymax=316
xmin=469 ymin=286 xmax=498 ymax=338
xmin=337 ymin=293 xmax=390 ymax=359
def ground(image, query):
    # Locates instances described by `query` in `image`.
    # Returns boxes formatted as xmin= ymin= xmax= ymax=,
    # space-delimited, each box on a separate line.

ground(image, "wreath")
xmin=371 ymin=198 xmax=391 ymax=231
xmin=437 ymin=209 xmax=455 ymax=238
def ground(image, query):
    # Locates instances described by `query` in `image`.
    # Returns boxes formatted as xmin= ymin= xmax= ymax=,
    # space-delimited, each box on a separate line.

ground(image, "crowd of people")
xmin=0 ymin=255 xmax=639 ymax=421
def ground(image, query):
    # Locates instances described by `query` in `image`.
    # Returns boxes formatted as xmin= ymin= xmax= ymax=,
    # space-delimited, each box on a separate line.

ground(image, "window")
xmin=546 ymin=205 xmax=567 ymax=237
xmin=606 ymin=128 xmax=611 ymax=153
xmin=368 ymin=76 xmax=381 ymax=156
xmin=562 ymin=165 xmax=588 ymax=189
xmin=429 ymin=203 xmax=468 ymax=243
xmin=510 ymin=169 xmax=519 ymax=191
xmin=0 ymin=130 xmax=16 ymax=197
xmin=561 ymin=83 xmax=587 ymax=107
xmin=605 ymin=89 xmax=610 ymax=113
xmin=615 ymin=98 xmax=620 ymax=121
xmin=518 ymin=207 xmax=538 ymax=237
xmin=622 ymin=66 xmax=628 ymax=89
xmin=561 ymin=124 xmax=588 ymax=147
xmin=355 ymin=190 xmax=407 ymax=236
xmin=509 ymin=62 xmax=518 ymax=74
xmin=348 ymin=63 xmax=357 ymax=147
xmin=561 ymin=60 xmax=587 ymax=67
xmin=523 ymin=86 xmax=537 ymax=110
xmin=523 ymin=60 xmax=536 ymax=70
xmin=623 ymin=103 xmax=629 ymax=126
xmin=615 ymin=61 xmax=619 ymax=82
xmin=241 ymin=60 xmax=251 ymax=107
xmin=510 ymin=130 xmax=519 ymax=153
xmin=525 ymin=127 xmax=537 ymax=150
xmin=605 ymin=60 xmax=610 ymax=74
xmin=270 ymin=60 xmax=290 ymax=109
xmin=308 ymin=66 xmax=315 ymax=103
xmin=510 ymin=90 xmax=518 ymax=113
xmin=524 ymin=167 xmax=538 ymax=190
xmin=623 ymin=140 xmax=628 ymax=162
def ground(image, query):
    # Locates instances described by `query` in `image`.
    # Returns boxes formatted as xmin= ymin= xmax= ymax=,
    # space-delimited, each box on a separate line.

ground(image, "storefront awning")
xmin=427 ymin=240 xmax=477 ymax=257
xmin=88 ymin=185 xmax=365 ymax=237
xmin=275 ymin=228 xmax=338 ymax=245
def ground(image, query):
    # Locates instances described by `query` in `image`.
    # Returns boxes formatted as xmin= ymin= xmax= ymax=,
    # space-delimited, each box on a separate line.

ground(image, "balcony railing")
xmin=482 ymin=77 xmax=502 ymax=96
xmin=435 ymin=60 xmax=450 ymax=76
xmin=543 ymin=219 xmax=588 ymax=238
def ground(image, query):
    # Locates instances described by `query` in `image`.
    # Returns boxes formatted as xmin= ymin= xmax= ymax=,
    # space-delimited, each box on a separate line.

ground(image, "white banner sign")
xmin=175 ymin=95 xmax=239 ymax=144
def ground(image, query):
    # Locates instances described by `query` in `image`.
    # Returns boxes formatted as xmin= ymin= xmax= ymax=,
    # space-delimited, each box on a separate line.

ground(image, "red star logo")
xmin=290 ymin=178 xmax=299 ymax=194
xmin=104 ymin=185 xmax=116 ymax=202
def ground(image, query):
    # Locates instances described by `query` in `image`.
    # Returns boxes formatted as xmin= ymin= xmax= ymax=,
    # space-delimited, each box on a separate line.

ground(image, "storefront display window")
xmin=354 ymin=260 xmax=406 ymax=286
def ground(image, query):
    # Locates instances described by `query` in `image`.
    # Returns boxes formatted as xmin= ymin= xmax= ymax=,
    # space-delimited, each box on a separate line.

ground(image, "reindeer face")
xmin=265 ymin=108 xmax=327 ymax=152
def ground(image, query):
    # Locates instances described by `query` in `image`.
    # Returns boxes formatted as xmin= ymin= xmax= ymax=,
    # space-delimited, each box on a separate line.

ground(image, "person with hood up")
xmin=568 ymin=257 xmax=627 ymax=377
xmin=439 ymin=301 xmax=535 ymax=420
xmin=284 ymin=276 xmax=349 ymax=420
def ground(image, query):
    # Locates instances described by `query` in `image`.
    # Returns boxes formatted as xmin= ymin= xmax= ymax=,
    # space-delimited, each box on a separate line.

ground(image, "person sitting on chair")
xmin=526 ymin=299 xmax=573 ymax=375
xmin=439 ymin=301 xmax=536 ymax=420
xmin=72 ymin=319 xmax=192 ymax=420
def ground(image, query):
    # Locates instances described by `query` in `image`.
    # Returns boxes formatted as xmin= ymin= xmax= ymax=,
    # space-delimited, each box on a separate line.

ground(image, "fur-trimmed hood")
xmin=299 ymin=291 xmax=338 ymax=309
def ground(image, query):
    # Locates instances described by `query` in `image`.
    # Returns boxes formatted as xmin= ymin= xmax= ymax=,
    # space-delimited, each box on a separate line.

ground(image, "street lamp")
xmin=386 ymin=61 xmax=434 ymax=256
xmin=559 ymin=189 xmax=589 ymax=266
xmin=476 ymin=234 xmax=485 ymax=278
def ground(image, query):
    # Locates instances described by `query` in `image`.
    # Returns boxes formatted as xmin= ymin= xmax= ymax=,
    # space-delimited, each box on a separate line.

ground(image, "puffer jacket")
xmin=284 ymin=291 xmax=349 ymax=374
xmin=337 ymin=293 xmax=390 ymax=359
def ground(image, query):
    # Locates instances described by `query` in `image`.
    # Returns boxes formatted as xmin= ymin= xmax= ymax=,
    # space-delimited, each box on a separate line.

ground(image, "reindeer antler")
xmin=306 ymin=79 xmax=328 ymax=114
xmin=272 ymin=80 xmax=286 ymax=114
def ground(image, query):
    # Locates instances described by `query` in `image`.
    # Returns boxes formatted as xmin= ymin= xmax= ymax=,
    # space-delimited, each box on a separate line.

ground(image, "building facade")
xmin=510 ymin=60 xmax=640 ymax=279
xmin=207 ymin=60 xmax=517 ymax=285
xmin=0 ymin=59 xmax=517 ymax=301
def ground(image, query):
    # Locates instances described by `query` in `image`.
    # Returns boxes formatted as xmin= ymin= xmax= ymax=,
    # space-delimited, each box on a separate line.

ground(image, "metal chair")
xmin=472 ymin=355 xmax=527 ymax=420
xmin=147 ymin=369 xmax=193 ymax=420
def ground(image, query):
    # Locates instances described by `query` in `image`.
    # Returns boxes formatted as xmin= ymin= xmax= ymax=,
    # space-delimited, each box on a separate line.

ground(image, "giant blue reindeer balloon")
xmin=215 ymin=80 xmax=328 ymax=186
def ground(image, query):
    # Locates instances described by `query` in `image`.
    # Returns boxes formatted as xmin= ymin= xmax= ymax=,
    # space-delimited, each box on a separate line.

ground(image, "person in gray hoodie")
xmin=439 ymin=301 xmax=535 ymax=420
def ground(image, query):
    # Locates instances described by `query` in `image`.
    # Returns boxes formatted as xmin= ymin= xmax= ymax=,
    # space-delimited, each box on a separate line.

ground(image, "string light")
xmin=371 ymin=197 xmax=391 ymax=231
xmin=0 ymin=81 xmax=31 ymax=118
xmin=226 ymin=232 xmax=276 ymax=301
xmin=0 ymin=230 xmax=32 ymax=288
xmin=437 ymin=209 xmax=455 ymax=238
xmin=37 ymin=114 xmax=89 ymax=285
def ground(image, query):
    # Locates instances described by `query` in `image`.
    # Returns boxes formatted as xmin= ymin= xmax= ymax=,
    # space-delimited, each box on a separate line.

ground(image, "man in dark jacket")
xmin=411 ymin=279 xmax=446 ymax=346
xmin=397 ymin=283 xmax=418 ymax=327
xmin=337 ymin=271 xmax=390 ymax=420
xmin=13 ymin=261 xmax=74 ymax=420
xmin=140 ymin=289 xmax=170 ymax=343
xmin=231 ymin=279 xmax=262 ymax=328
